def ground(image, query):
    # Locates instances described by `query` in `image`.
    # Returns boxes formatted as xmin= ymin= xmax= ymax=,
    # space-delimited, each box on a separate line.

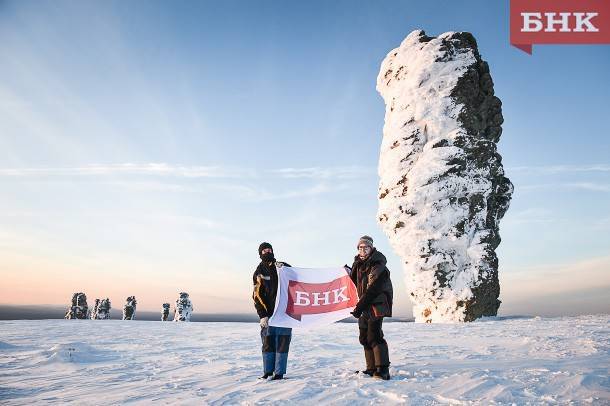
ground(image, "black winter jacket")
xmin=351 ymin=249 xmax=393 ymax=318
xmin=252 ymin=260 xmax=290 ymax=319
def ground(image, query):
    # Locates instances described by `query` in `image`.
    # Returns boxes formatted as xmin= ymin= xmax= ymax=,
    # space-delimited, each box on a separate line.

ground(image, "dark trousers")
xmin=261 ymin=326 xmax=292 ymax=375
xmin=358 ymin=316 xmax=386 ymax=350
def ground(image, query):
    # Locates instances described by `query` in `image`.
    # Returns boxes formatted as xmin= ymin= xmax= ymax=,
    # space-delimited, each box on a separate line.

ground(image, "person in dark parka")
xmin=350 ymin=235 xmax=393 ymax=380
xmin=252 ymin=242 xmax=292 ymax=380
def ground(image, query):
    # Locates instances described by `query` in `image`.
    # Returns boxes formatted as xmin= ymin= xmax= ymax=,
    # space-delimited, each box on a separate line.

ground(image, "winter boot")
xmin=372 ymin=343 xmax=391 ymax=380
xmin=271 ymin=374 xmax=284 ymax=380
xmin=358 ymin=347 xmax=375 ymax=376
xmin=374 ymin=366 xmax=390 ymax=380
xmin=259 ymin=372 xmax=272 ymax=379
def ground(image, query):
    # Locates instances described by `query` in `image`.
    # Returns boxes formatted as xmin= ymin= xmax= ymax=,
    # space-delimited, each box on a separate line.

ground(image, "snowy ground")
xmin=0 ymin=315 xmax=608 ymax=405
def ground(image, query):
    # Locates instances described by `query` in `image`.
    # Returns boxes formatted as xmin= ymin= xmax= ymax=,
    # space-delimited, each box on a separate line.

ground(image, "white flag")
xmin=269 ymin=266 xmax=358 ymax=329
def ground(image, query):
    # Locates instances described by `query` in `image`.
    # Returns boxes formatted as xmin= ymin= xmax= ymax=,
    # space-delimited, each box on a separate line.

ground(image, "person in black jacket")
xmin=252 ymin=242 xmax=292 ymax=380
xmin=350 ymin=235 xmax=393 ymax=380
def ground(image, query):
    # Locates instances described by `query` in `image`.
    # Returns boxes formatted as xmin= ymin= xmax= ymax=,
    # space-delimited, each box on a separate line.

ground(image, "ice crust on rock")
xmin=376 ymin=30 xmax=513 ymax=323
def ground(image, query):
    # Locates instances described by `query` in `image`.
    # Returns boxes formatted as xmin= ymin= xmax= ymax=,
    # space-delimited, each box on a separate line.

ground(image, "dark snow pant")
xmin=358 ymin=316 xmax=390 ymax=367
xmin=261 ymin=326 xmax=292 ymax=375
xmin=358 ymin=317 xmax=386 ymax=349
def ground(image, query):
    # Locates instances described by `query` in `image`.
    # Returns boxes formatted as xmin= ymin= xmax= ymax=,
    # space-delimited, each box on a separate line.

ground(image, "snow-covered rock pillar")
xmin=161 ymin=303 xmax=170 ymax=321
xmin=65 ymin=292 xmax=89 ymax=319
xmin=173 ymin=292 xmax=193 ymax=322
xmin=123 ymin=296 xmax=137 ymax=320
xmin=90 ymin=299 xmax=100 ymax=320
xmin=91 ymin=298 xmax=111 ymax=319
xmin=376 ymin=30 xmax=513 ymax=322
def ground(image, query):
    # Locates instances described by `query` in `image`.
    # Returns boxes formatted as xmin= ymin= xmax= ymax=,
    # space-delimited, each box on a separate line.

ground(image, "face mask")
xmin=261 ymin=252 xmax=275 ymax=263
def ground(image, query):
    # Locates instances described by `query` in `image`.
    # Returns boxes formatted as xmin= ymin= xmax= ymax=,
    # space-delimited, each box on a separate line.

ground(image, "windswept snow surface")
xmin=0 ymin=315 xmax=608 ymax=405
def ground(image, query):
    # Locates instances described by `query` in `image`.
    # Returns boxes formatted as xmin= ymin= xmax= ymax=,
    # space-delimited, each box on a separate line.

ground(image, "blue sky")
xmin=1 ymin=0 xmax=609 ymax=317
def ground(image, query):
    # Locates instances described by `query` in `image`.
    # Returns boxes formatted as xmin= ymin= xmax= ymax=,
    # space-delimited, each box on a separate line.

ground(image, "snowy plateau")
xmin=1 ymin=315 xmax=608 ymax=405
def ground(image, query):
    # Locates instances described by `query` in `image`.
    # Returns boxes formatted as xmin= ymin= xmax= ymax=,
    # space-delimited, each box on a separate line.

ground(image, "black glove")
xmin=351 ymin=308 xmax=362 ymax=319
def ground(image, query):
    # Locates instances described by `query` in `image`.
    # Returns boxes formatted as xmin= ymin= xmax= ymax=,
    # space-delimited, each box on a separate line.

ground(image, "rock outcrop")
xmin=91 ymin=298 xmax=111 ymax=320
xmin=376 ymin=30 xmax=513 ymax=322
xmin=65 ymin=292 xmax=89 ymax=319
xmin=90 ymin=299 xmax=99 ymax=320
xmin=173 ymin=292 xmax=193 ymax=322
xmin=161 ymin=303 xmax=170 ymax=321
xmin=122 ymin=296 xmax=137 ymax=320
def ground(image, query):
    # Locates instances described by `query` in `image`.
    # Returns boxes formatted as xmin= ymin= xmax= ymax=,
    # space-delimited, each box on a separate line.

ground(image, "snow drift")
xmin=376 ymin=30 xmax=513 ymax=322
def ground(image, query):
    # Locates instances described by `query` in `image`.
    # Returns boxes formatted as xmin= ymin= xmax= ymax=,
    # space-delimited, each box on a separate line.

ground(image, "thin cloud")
xmin=590 ymin=217 xmax=610 ymax=231
xmin=212 ymin=182 xmax=336 ymax=202
xmin=503 ymin=208 xmax=558 ymax=225
xmin=0 ymin=163 xmax=366 ymax=201
xmin=565 ymin=182 xmax=610 ymax=192
xmin=142 ymin=214 xmax=219 ymax=230
xmin=102 ymin=180 xmax=200 ymax=193
xmin=270 ymin=166 xmax=374 ymax=179
xmin=0 ymin=164 xmax=247 ymax=178
xmin=508 ymin=164 xmax=610 ymax=174
xmin=256 ymin=183 xmax=331 ymax=201
xmin=1 ymin=211 xmax=219 ymax=230
xmin=520 ymin=182 xmax=610 ymax=192
xmin=0 ymin=164 xmax=374 ymax=180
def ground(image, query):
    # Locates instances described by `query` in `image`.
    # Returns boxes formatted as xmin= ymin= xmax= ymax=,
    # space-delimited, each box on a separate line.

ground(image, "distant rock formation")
xmin=161 ymin=303 xmax=170 ymax=321
xmin=90 ymin=299 xmax=100 ymax=319
xmin=174 ymin=292 xmax=193 ymax=322
xmin=376 ymin=30 xmax=513 ymax=322
xmin=65 ymin=292 xmax=89 ymax=319
xmin=122 ymin=296 xmax=137 ymax=320
xmin=91 ymin=298 xmax=111 ymax=320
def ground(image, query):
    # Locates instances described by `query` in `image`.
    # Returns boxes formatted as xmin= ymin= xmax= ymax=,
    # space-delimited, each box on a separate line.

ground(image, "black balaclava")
xmin=258 ymin=242 xmax=275 ymax=263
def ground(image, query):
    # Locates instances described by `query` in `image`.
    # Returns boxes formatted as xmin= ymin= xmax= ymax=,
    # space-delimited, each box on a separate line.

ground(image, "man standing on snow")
xmin=252 ymin=242 xmax=292 ymax=380
xmin=349 ymin=235 xmax=393 ymax=380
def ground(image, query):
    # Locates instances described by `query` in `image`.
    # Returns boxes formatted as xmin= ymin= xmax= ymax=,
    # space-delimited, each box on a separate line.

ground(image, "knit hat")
xmin=258 ymin=242 xmax=273 ymax=256
xmin=357 ymin=235 xmax=374 ymax=248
